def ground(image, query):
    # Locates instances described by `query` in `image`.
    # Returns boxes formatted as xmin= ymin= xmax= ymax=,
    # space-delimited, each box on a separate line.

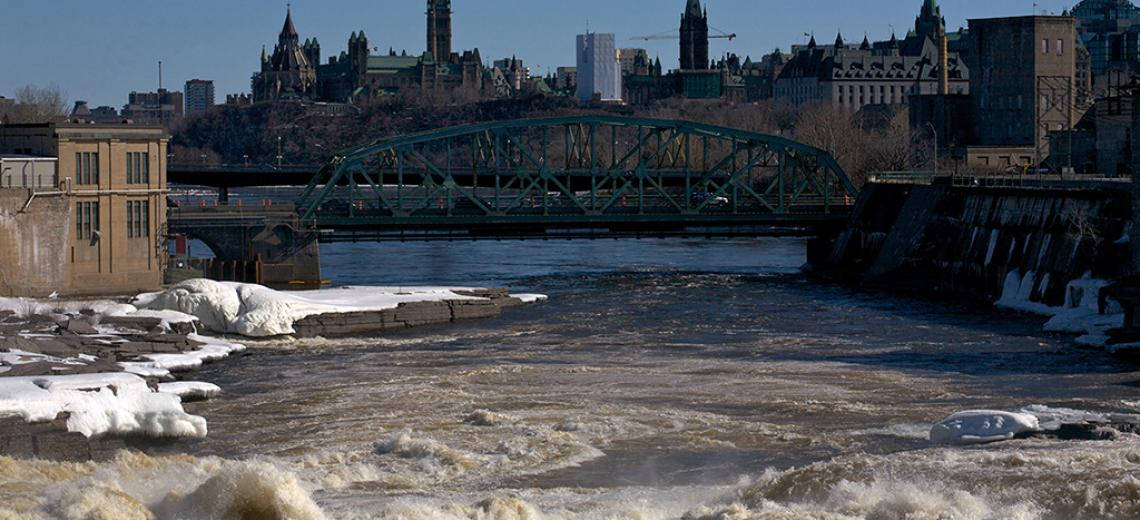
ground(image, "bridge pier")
xmin=168 ymin=207 xmax=322 ymax=289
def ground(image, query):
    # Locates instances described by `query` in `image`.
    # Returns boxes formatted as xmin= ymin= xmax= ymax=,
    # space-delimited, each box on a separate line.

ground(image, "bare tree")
xmin=5 ymin=84 xmax=68 ymax=124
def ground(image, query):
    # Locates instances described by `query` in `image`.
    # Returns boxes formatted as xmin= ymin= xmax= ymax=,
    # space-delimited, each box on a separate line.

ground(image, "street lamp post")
xmin=277 ymin=136 xmax=283 ymax=167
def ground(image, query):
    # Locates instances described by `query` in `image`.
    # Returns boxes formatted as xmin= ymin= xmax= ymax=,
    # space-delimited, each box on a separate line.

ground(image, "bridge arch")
xmin=296 ymin=115 xmax=857 ymax=238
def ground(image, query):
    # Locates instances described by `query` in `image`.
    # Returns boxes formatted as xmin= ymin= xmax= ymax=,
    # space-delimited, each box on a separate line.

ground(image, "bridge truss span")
xmin=296 ymin=115 xmax=858 ymax=240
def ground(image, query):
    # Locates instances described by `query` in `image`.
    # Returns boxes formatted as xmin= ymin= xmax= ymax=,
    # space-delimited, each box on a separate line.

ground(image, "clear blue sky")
xmin=0 ymin=0 xmax=1075 ymax=108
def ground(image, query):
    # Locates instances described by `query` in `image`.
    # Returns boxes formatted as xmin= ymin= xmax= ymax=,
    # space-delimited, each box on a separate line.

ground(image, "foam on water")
xmin=0 ymin=452 xmax=326 ymax=520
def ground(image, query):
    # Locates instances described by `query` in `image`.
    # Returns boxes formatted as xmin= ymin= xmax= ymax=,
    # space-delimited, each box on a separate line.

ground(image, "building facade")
xmin=427 ymin=0 xmax=452 ymax=63
xmin=252 ymin=8 xmax=318 ymax=102
xmin=556 ymin=67 xmax=578 ymax=91
xmin=577 ymin=33 xmax=622 ymax=102
xmin=0 ymin=124 xmax=168 ymax=296
xmin=968 ymin=16 xmax=1077 ymax=161
xmin=774 ymin=0 xmax=969 ymax=111
xmin=121 ymin=89 xmax=183 ymax=124
xmin=255 ymin=5 xmax=484 ymax=103
xmin=1071 ymin=0 xmax=1140 ymax=76
xmin=184 ymin=79 xmax=216 ymax=116
xmin=680 ymin=0 xmax=709 ymax=70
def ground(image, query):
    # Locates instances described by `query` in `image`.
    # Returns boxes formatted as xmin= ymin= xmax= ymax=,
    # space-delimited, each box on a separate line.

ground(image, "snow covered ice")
xmin=930 ymin=410 xmax=1041 ymax=445
xmin=0 ymin=372 xmax=208 ymax=438
xmin=133 ymin=279 xmax=547 ymax=337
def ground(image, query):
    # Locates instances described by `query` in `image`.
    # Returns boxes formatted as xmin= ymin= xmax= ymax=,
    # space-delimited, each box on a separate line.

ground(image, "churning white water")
xmin=4 ymin=238 xmax=1140 ymax=519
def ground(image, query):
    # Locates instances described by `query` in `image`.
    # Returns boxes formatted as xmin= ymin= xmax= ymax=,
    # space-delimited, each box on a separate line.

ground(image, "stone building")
xmin=966 ymin=16 xmax=1078 ymax=168
xmin=256 ymin=3 xmax=487 ymax=103
xmin=0 ymin=123 xmax=168 ymax=296
xmin=680 ymin=0 xmax=709 ymax=70
xmin=121 ymin=89 xmax=183 ymax=124
xmin=773 ymin=0 xmax=969 ymax=111
xmin=556 ymin=67 xmax=578 ymax=91
xmin=252 ymin=8 xmax=318 ymax=102
xmin=68 ymin=102 xmax=121 ymax=125
xmin=427 ymin=0 xmax=452 ymax=63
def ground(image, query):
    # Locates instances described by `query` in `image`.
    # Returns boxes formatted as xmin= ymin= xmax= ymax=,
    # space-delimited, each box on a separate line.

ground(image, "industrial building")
xmin=0 ymin=123 xmax=168 ymax=297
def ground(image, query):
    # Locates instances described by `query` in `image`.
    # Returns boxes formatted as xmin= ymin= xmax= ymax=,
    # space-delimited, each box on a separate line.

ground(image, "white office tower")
xmin=576 ymin=33 xmax=622 ymax=102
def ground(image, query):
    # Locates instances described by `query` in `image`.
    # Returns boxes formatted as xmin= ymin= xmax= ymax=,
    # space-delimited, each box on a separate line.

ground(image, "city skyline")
xmin=1 ymin=0 xmax=1075 ymax=107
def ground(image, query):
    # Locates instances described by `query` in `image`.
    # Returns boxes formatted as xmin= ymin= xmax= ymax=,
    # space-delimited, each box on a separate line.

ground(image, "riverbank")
xmin=0 ymin=280 xmax=547 ymax=462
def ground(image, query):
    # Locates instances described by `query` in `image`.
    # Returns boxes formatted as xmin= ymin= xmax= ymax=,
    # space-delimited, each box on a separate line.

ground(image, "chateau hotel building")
xmin=774 ymin=0 xmax=970 ymax=110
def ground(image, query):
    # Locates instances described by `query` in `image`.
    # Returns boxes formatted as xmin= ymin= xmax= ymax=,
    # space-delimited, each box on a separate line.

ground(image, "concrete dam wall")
xmin=0 ymin=190 xmax=70 ymax=298
xmin=815 ymin=181 xmax=1132 ymax=306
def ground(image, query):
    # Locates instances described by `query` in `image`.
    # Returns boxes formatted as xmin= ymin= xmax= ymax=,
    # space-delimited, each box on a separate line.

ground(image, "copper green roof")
xmin=367 ymin=56 xmax=420 ymax=72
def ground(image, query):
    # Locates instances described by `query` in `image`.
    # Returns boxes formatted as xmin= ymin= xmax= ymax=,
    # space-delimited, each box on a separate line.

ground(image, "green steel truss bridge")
xmin=295 ymin=115 xmax=858 ymax=241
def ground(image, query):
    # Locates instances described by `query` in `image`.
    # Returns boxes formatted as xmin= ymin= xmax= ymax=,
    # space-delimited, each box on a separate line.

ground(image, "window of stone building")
xmin=75 ymin=152 xmax=99 ymax=185
xmin=76 ymin=201 xmax=99 ymax=240
xmin=126 ymin=152 xmax=149 ymax=184
xmin=1042 ymin=39 xmax=1049 ymax=54
xmin=126 ymin=200 xmax=149 ymax=238
xmin=1058 ymin=39 xmax=1064 ymax=56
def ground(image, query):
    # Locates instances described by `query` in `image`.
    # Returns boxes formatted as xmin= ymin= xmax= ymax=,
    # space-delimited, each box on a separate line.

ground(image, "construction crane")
xmin=631 ymin=25 xmax=737 ymax=42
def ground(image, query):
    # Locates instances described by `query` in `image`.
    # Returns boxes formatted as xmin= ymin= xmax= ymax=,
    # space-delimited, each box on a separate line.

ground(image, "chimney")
xmin=939 ymin=30 xmax=949 ymax=95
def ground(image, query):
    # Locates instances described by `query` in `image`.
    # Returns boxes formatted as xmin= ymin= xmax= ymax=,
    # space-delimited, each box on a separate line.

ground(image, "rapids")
xmin=4 ymin=237 xmax=1139 ymax=519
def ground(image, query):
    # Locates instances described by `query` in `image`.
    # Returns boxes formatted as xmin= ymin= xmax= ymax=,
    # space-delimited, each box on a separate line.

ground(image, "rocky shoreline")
xmin=0 ymin=283 xmax=546 ymax=462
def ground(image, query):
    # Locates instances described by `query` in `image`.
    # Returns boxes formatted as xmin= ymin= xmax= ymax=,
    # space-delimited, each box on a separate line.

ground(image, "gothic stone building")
xmin=252 ymin=8 xmax=318 ymax=102
xmin=773 ymin=0 xmax=970 ymax=111
xmin=254 ymin=2 xmax=484 ymax=103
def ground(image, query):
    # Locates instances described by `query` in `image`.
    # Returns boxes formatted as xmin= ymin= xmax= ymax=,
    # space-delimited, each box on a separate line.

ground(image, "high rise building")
xmin=680 ymin=0 xmax=709 ymax=70
xmin=576 ymin=33 xmax=622 ymax=102
xmin=427 ymin=0 xmax=453 ymax=62
xmin=184 ymin=79 xmax=215 ymax=116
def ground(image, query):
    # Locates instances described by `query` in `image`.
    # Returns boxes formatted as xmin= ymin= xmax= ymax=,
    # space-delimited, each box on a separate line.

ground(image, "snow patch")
xmin=134 ymin=279 xmax=540 ymax=338
xmin=0 ymin=373 xmax=207 ymax=438
xmin=158 ymin=381 xmax=221 ymax=399
xmin=995 ymin=270 xmax=1125 ymax=350
xmin=140 ymin=334 xmax=246 ymax=371
xmin=511 ymin=294 xmax=548 ymax=304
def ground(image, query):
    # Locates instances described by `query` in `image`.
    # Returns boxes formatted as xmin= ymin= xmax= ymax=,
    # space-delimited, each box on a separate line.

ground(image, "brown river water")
xmin=3 ymin=238 xmax=1140 ymax=519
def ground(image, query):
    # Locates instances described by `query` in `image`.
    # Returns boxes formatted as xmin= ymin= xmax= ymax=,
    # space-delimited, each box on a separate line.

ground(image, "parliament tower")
xmin=427 ymin=0 xmax=452 ymax=62
xmin=680 ymin=0 xmax=709 ymax=70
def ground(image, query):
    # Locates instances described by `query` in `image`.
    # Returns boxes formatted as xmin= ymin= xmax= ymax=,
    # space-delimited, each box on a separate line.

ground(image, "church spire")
xmin=280 ymin=6 xmax=299 ymax=42
xmin=686 ymin=0 xmax=702 ymax=17
xmin=834 ymin=32 xmax=845 ymax=49
xmin=921 ymin=0 xmax=939 ymax=17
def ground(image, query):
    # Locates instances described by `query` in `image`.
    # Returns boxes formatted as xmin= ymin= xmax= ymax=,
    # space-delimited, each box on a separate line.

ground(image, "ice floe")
xmin=133 ymin=279 xmax=546 ymax=337
xmin=0 ymin=372 xmax=207 ymax=437
xmin=930 ymin=410 xmax=1041 ymax=445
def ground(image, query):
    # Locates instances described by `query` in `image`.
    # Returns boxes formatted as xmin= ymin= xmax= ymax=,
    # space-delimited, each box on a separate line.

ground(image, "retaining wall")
xmin=815 ymin=181 xmax=1132 ymax=305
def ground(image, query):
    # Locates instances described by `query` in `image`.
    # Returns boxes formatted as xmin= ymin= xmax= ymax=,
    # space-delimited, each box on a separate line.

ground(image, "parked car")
xmin=691 ymin=191 xmax=729 ymax=207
